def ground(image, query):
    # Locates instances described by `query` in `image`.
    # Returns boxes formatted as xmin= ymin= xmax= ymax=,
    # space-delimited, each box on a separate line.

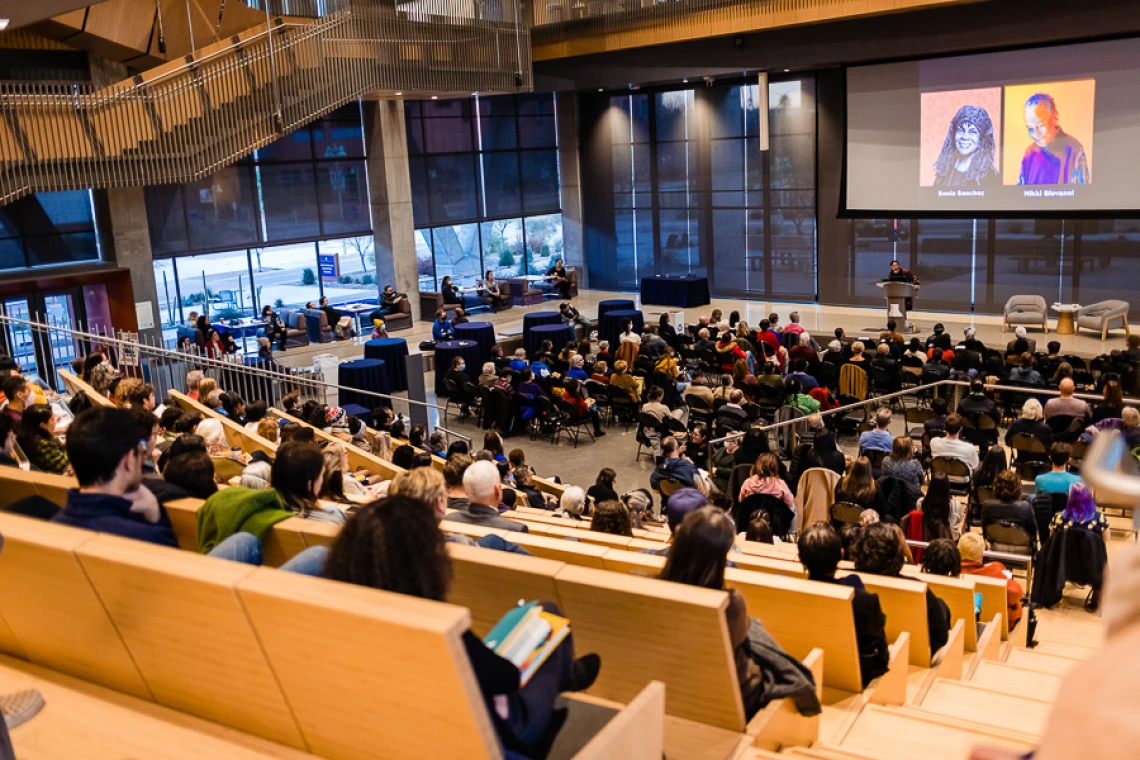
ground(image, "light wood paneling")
xmin=445 ymin=541 xmax=565 ymax=637
xmin=0 ymin=513 xmax=152 ymax=700
xmin=237 ymin=567 xmax=500 ymax=760
xmin=920 ymin=678 xmax=1052 ymax=736
xmin=75 ymin=534 xmax=307 ymax=748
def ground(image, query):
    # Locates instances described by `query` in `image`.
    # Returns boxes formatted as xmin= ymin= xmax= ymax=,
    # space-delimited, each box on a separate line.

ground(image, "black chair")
xmin=1033 ymin=491 xmax=1070 ymax=544
xmin=1009 ymin=432 xmax=1050 ymax=480
xmin=931 ymin=456 xmax=971 ymax=496
xmin=1046 ymin=414 xmax=1085 ymax=443
xmin=635 ymin=413 xmax=666 ymax=461
xmin=528 ymin=395 xmax=557 ymax=441
xmin=553 ymin=397 xmax=595 ymax=448
xmin=687 ymin=393 xmax=715 ymax=427
xmin=959 ymin=412 xmax=999 ymax=451
xmin=474 ymin=384 xmax=493 ymax=428
xmin=859 ymin=448 xmax=889 ymax=477
xmin=607 ymin=384 xmax=639 ymax=429
xmin=442 ymin=378 xmax=465 ymax=423
xmin=810 ymin=362 xmax=839 ymax=391
xmin=984 ymin=521 xmax=1035 ymax=558
xmin=583 ymin=380 xmax=613 ymax=427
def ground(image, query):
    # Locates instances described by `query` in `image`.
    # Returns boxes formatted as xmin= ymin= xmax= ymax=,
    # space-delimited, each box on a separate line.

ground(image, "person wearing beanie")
xmin=325 ymin=406 xmax=347 ymax=435
xmin=957 ymin=532 xmax=1022 ymax=629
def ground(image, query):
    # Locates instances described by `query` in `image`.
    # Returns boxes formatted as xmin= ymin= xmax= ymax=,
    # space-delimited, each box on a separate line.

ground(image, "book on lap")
xmin=484 ymin=601 xmax=572 ymax=687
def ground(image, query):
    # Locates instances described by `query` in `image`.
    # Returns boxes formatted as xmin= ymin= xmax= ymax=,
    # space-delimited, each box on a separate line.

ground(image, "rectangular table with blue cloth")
xmin=363 ymin=337 xmax=409 ymax=393
xmin=640 ymin=275 xmax=710 ymax=308
xmin=338 ymin=358 xmax=390 ymax=409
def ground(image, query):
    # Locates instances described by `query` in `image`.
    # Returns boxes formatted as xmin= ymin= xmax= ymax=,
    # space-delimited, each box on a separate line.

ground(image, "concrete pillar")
xmin=363 ymin=100 xmax=420 ymax=322
xmin=556 ymin=92 xmax=586 ymax=288
xmin=105 ymin=186 xmax=163 ymax=344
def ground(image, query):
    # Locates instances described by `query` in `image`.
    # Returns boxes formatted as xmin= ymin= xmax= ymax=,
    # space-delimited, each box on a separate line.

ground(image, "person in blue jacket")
xmin=432 ymin=309 xmax=454 ymax=342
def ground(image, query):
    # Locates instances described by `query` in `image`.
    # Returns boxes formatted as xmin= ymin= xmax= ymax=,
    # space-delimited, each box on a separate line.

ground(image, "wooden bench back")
xmin=445 ymin=542 xmax=565 ymax=637
xmin=554 ymin=564 xmax=746 ymax=731
xmin=270 ymin=407 xmax=405 ymax=481
xmin=899 ymin=569 xmax=978 ymax=651
xmin=0 ymin=512 xmax=505 ymax=759
xmin=169 ymin=390 xmax=278 ymax=458
xmin=724 ymin=567 xmax=864 ymax=694
xmin=58 ymin=369 xmax=115 ymax=407
xmin=0 ymin=465 xmax=74 ymax=507
xmin=838 ymin=571 xmax=932 ymax=666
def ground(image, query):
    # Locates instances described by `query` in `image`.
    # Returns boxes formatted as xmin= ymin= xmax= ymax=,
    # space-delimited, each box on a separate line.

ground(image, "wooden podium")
xmin=876 ymin=281 xmax=918 ymax=331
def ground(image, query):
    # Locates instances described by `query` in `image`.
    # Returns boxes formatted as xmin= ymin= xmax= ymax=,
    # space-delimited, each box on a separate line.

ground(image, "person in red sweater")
xmin=715 ymin=333 xmax=747 ymax=372
xmin=561 ymin=378 xmax=605 ymax=438
xmin=789 ymin=332 xmax=820 ymax=365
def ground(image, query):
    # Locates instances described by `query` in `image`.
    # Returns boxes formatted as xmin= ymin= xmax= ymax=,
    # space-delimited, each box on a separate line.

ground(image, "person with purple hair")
xmin=1050 ymin=482 xmax=1109 ymax=543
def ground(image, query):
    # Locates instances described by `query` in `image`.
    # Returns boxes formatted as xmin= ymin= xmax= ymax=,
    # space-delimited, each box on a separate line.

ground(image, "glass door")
xmin=2 ymin=299 xmax=36 ymax=374
xmin=42 ymin=292 xmax=82 ymax=388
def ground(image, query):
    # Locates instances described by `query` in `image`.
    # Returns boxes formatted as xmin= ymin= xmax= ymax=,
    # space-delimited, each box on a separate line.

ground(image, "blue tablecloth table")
xmin=338 ymin=358 xmax=389 ymax=409
xmin=363 ymin=337 xmax=409 ymax=393
xmin=640 ymin=275 xmax=710 ymax=308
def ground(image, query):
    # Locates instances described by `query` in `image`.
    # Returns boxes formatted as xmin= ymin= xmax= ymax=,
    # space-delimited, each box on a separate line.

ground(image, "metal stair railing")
xmin=0 ymin=313 xmax=448 ymax=425
xmin=0 ymin=0 xmax=531 ymax=204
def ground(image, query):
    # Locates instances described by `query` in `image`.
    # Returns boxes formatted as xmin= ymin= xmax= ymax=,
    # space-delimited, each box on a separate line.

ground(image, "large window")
xmin=411 ymin=93 xmax=565 ymax=290
xmin=0 ymin=190 xmax=102 ymax=270
xmin=144 ymin=104 xmax=370 ymax=256
xmin=581 ymin=76 xmax=817 ymax=299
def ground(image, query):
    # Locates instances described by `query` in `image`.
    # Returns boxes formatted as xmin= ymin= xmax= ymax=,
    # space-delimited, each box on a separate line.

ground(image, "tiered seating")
xmin=0 ymin=511 xmax=665 ymax=759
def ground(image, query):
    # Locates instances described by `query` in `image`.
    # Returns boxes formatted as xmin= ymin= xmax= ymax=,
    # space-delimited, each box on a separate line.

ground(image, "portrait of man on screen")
xmin=1018 ymin=93 xmax=1090 ymax=185
xmin=933 ymin=105 xmax=999 ymax=188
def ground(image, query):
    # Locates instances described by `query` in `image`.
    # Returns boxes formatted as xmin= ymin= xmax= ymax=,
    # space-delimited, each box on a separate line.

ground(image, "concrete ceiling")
xmin=4 ymin=0 xmax=107 ymax=30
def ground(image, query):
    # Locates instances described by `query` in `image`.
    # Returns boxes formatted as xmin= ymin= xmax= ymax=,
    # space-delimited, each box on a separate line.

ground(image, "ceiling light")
xmin=783 ymin=69 xmax=790 ymax=73
xmin=683 ymin=78 xmax=688 ymax=83
xmin=394 ymin=92 xmax=402 ymax=96
xmin=0 ymin=20 xmax=8 ymax=31
xmin=431 ymin=96 xmax=438 ymax=100
xmin=598 ymin=88 xmax=603 ymax=92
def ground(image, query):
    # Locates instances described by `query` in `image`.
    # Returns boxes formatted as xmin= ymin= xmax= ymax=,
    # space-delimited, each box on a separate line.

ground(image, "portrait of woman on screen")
xmin=933 ymin=105 xmax=999 ymax=188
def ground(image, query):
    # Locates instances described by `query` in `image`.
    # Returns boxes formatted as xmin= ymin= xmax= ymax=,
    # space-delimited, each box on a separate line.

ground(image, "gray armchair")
xmin=1002 ymin=295 xmax=1048 ymax=334
xmin=1077 ymin=300 xmax=1131 ymax=341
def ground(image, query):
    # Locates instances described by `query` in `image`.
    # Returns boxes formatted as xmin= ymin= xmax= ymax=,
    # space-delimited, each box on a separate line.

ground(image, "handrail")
xmin=0 ymin=0 xmax=532 ymax=204
xmin=707 ymin=376 xmax=1140 ymax=445
xmin=0 ymin=313 xmax=445 ymax=413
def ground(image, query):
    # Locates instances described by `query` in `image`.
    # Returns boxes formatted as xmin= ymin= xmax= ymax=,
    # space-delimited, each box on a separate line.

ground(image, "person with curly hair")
xmin=933 ymin=104 xmax=999 ymax=188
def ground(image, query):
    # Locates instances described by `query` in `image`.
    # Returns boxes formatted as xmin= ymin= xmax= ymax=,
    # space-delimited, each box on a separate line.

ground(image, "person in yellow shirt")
xmin=0 ymin=356 xmax=48 ymax=406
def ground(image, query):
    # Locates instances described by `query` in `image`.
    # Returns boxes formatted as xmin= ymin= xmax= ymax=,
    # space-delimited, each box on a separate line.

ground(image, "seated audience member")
xmin=928 ymin=414 xmax=979 ymax=471
xmin=618 ymin=320 xmax=641 ymax=346
xmin=516 ymin=369 xmax=546 ymax=399
xmin=957 ymin=379 xmax=1001 ymax=425
xmin=957 ymin=533 xmax=1023 ymax=630
xmin=655 ymin=344 xmax=680 ymax=380
xmin=824 ymin=339 xmax=847 ymax=366
xmin=919 ymin=538 xmax=962 ymax=577
xmin=1124 ymin=333 xmax=1140 ymax=363
xmin=783 ymin=311 xmax=805 ymax=335
xmin=806 ymin=431 xmax=846 ymax=476
xmin=709 ymin=437 xmax=741 ymax=494
xmin=622 ymin=488 xmax=658 ymax=527
xmin=687 ymin=424 xmax=710 ymax=470
xmin=1005 ymin=326 xmax=1036 ymax=357
xmin=431 ymin=310 xmax=454 ymax=342
xmin=445 ymin=356 xmax=470 ymax=393
xmin=185 ymin=370 xmax=205 ymax=401
xmin=854 ymin=522 xmax=951 ymax=656
xmin=650 ymin=436 xmax=702 ymax=491
xmin=243 ymin=399 xmax=269 ymax=434
xmin=879 ymin=320 xmax=905 ymax=346
xmin=1005 ymin=398 xmax=1053 ymax=450
xmin=737 ymin=452 xmax=795 ymax=517
xmin=789 ymin=332 xmax=819 ymax=365
xmin=786 ymin=360 xmax=819 ymax=391
xmin=443 ymin=454 xmax=473 ymax=512
xmin=163 ymin=451 xmax=220 ymax=500
xmin=858 ymin=407 xmax=895 ymax=454
xmin=714 ymin=331 xmax=747 ymax=372
xmin=53 ymin=408 xmax=175 ymax=545
xmin=604 ymin=360 xmax=638 ymax=406
xmin=784 ymin=379 xmax=820 ymax=416
xmin=557 ymin=486 xmax=589 ymax=522
xmin=323 ymin=495 xmax=599 ymax=754
xmin=1008 ymin=353 xmax=1044 ymax=387
xmin=567 ymin=355 xmax=589 ymax=382
xmin=903 ymin=338 xmax=926 ymax=365
xmin=589 ymin=360 xmax=610 ymax=384
xmin=848 ymin=341 xmax=868 ymax=364
xmin=1049 ymin=483 xmax=1109 ymax=571
xmin=981 ymin=469 xmax=1038 ymax=551
xmin=273 ymin=442 xmax=347 ymax=524
xmin=446 ymin=460 xmax=528 ymax=532
xmin=1035 ymin=443 xmax=1082 ymax=495
xmin=220 ymin=393 xmax=246 ymax=425
xmin=882 ymin=436 xmax=924 ymax=487
xmin=0 ymin=414 xmax=19 ymax=468
xmin=871 ymin=342 xmax=899 ymax=381
xmin=561 ymin=378 xmax=605 ymax=437
xmin=642 ymin=385 xmax=684 ymax=425
xmin=0 ymin=375 xmax=30 ymax=425
xmin=921 ymin=348 xmax=951 ymax=383
xmin=451 ymin=306 xmax=469 ymax=326
xmin=590 ymin=500 xmax=635 ymax=537
xmin=594 ymin=340 xmax=613 ymax=367
xmin=903 ymin=472 xmax=956 ymax=557
xmin=1044 ymin=378 xmax=1091 ymax=420
xmin=1092 ymin=379 xmax=1125 ymax=423
xmin=712 ymin=374 xmax=733 ymax=401
xmin=19 ymin=404 xmax=70 ymax=474
xmin=587 ymin=467 xmax=619 ymax=505
xmin=746 ymin=515 xmax=774 ymax=543
xmin=513 ymin=467 xmax=552 ymax=509
xmin=660 ymin=507 xmax=818 ymax=718
xmin=923 ymin=397 xmax=949 ymax=437
xmin=799 ymin=523 xmax=889 ymax=687
xmin=926 ymin=324 xmax=951 ymax=351
xmin=716 ymin=388 xmax=750 ymax=431
xmin=239 ymin=460 xmax=272 ymax=490
xmin=508 ymin=349 xmax=529 ymax=373
xmin=834 ymin=457 xmax=888 ymax=516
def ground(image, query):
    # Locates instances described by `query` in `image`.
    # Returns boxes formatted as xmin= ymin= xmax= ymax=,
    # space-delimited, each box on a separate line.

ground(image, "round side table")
xmin=1051 ymin=303 xmax=1079 ymax=335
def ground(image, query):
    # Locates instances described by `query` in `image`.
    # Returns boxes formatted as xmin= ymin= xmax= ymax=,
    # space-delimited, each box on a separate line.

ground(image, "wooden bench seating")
xmin=830 ymin=704 xmax=1036 ymax=760
xmin=0 ymin=512 xmax=665 ymax=759
xmin=58 ymin=369 xmax=115 ymax=407
xmin=917 ymin=677 xmax=1053 ymax=736
xmin=268 ymin=408 xmax=405 ymax=481
xmin=169 ymin=390 xmax=278 ymax=459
